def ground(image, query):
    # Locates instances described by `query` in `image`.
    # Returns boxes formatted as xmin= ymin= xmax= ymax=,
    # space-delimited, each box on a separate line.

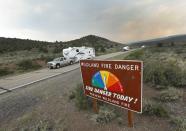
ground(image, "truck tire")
xmin=56 ymin=64 xmax=60 ymax=69
xmin=70 ymin=61 xmax=73 ymax=65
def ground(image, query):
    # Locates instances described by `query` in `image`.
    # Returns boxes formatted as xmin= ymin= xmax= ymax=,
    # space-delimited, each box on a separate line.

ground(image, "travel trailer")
xmin=123 ymin=46 xmax=130 ymax=51
xmin=63 ymin=46 xmax=95 ymax=62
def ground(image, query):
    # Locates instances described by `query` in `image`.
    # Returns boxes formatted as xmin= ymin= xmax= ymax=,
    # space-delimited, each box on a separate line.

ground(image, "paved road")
xmin=0 ymin=51 xmax=130 ymax=94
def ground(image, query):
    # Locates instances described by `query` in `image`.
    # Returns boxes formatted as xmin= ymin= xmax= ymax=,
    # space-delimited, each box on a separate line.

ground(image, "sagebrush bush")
xmin=143 ymin=100 xmax=169 ymax=117
xmin=95 ymin=106 xmax=116 ymax=124
xmin=39 ymin=55 xmax=54 ymax=62
xmin=20 ymin=120 xmax=53 ymax=131
xmin=125 ymin=49 xmax=144 ymax=60
xmin=159 ymin=88 xmax=183 ymax=102
xmin=0 ymin=68 xmax=13 ymax=77
xmin=39 ymin=47 xmax=48 ymax=53
xmin=171 ymin=117 xmax=186 ymax=131
xmin=74 ymin=83 xmax=92 ymax=110
xmin=163 ymin=63 xmax=185 ymax=87
xmin=144 ymin=61 xmax=168 ymax=86
xmin=53 ymin=47 xmax=62 ymax=54
xmin=144 ymin=61 xmax=186 ymax=88
xmin=69 ymin=91 xmax=75 ymax=100
xmin=17 ymin=60 xmax=41 ymax=70
xmin=155 ymin=85 xmax=168 ymax=90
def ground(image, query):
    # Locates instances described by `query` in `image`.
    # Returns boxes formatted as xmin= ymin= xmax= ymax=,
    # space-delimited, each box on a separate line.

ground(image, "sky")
xmin=0 ymin=0 xmax=186 ymax=43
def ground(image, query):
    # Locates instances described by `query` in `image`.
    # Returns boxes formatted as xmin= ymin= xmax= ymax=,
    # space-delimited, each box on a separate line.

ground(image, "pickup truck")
xmin=47 ymin=57 xmax=75 ymax=69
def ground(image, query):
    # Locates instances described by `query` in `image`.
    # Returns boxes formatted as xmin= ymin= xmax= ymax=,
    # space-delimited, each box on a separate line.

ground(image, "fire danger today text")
xmin=85 ymin=85 xmax=138 ymax=108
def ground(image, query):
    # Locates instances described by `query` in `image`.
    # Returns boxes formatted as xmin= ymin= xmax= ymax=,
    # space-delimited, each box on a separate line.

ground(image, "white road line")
xmin=0 ymin=66 xmax=79 ymax=95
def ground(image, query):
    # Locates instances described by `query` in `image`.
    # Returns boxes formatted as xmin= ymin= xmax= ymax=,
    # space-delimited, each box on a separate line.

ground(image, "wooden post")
xmin=93 ymin=98 xmax=99 ymax=114
xmin=128 ymin=110 xmax=134 ymax=127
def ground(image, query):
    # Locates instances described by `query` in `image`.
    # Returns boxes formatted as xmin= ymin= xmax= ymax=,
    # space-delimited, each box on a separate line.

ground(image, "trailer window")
xmin=78 ymin=52 xmax=85 ymax=55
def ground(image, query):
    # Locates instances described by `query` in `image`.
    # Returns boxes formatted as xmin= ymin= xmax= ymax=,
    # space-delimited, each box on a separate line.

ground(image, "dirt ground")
xmin=0 ymin=68 xmax=185 ymax=131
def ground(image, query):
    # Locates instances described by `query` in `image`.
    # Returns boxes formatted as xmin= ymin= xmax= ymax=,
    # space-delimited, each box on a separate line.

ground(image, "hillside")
xmin=129 ymin=34 xmax=186 ymax=47
xmin=0 ymin=35 xmax=123 ymax=54
xmin=0 ymin=35 xmax=123 ymax=77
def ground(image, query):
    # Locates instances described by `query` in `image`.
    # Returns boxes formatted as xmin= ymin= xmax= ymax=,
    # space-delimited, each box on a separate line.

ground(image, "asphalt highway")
xmin=0 ymin=51 xmax=131 ymax=94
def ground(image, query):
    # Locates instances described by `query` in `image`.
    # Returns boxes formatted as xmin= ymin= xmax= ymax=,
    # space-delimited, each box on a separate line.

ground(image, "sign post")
xmin=80 ymin=60 xmax=143 ymax=126
xmin=128 ymin=110 xmax=134 ymax=127
xmin=93 ymin=98 xmax=99 ymax=113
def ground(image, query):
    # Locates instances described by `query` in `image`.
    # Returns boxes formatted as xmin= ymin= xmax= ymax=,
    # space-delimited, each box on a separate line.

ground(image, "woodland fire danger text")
xmin=81 ymin=62 xmax=139 ymax=71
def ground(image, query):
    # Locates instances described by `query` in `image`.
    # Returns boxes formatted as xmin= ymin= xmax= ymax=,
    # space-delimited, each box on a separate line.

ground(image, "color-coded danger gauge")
xmin=92 ymin=70 xmax=124 ymax=93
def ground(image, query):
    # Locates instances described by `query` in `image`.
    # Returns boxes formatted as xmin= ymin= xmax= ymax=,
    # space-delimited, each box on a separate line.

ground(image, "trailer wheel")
xmin=70 ymin=61 xmax=73 ymax=65
xmin=56 ymin=64 xmax=60 ymax=69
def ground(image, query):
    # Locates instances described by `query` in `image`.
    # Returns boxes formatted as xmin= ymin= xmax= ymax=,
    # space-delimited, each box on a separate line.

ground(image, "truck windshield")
xmin=53 ymin=58 xmax=61 ymax=61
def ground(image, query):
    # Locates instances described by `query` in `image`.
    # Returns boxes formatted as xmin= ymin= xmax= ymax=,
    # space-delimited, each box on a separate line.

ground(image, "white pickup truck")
xmin=47 ymin=57 xmax=75 ymax=69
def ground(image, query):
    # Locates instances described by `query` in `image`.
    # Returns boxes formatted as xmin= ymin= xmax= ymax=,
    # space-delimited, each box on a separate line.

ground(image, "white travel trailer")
xmin=63 ymin=46 xmax=95 ymax=62
xmin=123 ymin=46 xmax=130 ymax=51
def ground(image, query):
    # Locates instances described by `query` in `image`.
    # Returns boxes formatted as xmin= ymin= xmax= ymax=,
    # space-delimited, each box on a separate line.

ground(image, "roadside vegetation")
xmin=125 ymin=45 xmax=186 ymax=130
xmin=69 ymin=83 xmax=124 ymax=125
xmin=125 ymin=47 xmax=186 ymax=88
xmin=0 ymin=68 xmax=14 ymax=76
xmin=171 ymin=117 xmax=186 ymax=131
xmin=0 ymin=35 xmax=122 ymax=77
xmin=142 ymin=99 xmax=169 ymax=117
xmin=158 ymin=88 xmax=183 ymax=102
xmin=17 ymin=60 xmax=42 ymax=71
xmin=73 ymin=83 xmax=92 ymax=110
xmin=70 ymin=44 xmax=186 ymax=131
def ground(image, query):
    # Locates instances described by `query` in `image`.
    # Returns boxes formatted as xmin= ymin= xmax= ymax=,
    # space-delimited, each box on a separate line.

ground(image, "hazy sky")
xmin=0 ymin=0 xmax=186 ymax=43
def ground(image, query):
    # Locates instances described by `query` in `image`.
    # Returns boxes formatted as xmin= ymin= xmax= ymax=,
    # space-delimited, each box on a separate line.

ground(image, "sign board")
xmin=80 ymin=60 xmax=143 ymax=113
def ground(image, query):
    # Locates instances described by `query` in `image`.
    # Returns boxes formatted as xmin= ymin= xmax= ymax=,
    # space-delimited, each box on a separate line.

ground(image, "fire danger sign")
xmin=80 ymin=60 xmax=143 ymax=113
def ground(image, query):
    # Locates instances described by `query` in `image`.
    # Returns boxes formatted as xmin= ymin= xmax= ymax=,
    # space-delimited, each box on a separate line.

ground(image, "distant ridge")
xmin=128 ymin=34 xmax=186 ymax=47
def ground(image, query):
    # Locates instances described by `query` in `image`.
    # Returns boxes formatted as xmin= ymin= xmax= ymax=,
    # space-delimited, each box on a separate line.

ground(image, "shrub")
xmin=39 ymin=55 xmax=54 ymax=62
xmin=171 ymin=117 xmax=186 ymax=131
xmin=125 ymin=49 xmax=144 ymax=60
xmin=53 ymin=47 xmax=62 ymax=54
xmin=144 ymin=61 xmax=186 ymax=88
xmin=144 ymin=61 xmax=168 ymax=86
xmin=154 ymin=85 xmax=168 ymax=90
xmin=143 ymin=100 xmax=169 ymax=117
xmin=17 ymin=60 xmax=41 ymax=70
xmin=0 ymin=68 xmax=13 ymax=77
xmin=100 ymin=46 xmax=106 ymax=52
xmin=157 ymin=42 xmax=163 ymax=47
xmin=95 ymin=106 xmax=116 ymax=124
xmin=163 ymin=63 xmax=184 ymax=87
xmin=74 ymin=83 xmax=92 ymax=110
xmin=159 ymin=88 xmax=183 ymax=102
xmin=171 ymin=42 xmax=175 ymax=47
xmin=20 ymin=120 xmax=53 ymax=131
xmin=69 ymin=91 xmax=75 ymax=100
xmin=179 ymin=71 xmax=186 ymax=88
xmin=39 ymin=47 xmax=48 ymax=53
